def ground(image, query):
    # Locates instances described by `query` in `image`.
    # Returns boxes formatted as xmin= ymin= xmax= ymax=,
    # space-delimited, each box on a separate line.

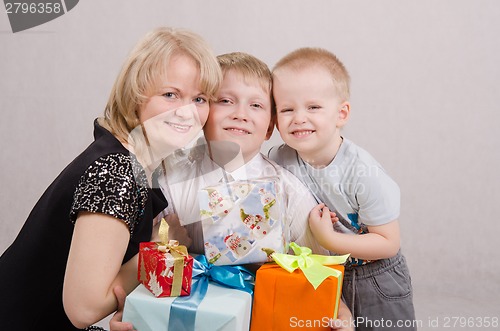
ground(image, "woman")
xmin=0 ymin=27 xmax=222 ymax=330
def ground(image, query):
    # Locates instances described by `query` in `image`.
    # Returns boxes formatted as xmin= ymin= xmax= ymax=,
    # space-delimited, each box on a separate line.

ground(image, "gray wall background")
xmin=1 ymin=0 xmax=499 ymax=328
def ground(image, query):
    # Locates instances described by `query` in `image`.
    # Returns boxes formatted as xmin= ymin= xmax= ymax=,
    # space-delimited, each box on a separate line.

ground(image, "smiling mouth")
xmin=291 ymin=130 xmax=314 ymax=137
xmin=166 ymin=122 xmax=192 ymax=132
xmin=225 ymin=128 xmax=251 ymax=135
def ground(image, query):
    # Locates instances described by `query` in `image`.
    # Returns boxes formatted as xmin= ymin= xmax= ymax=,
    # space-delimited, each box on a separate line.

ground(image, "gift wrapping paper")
xmin=199 ymin=176 xmax=287 ymax=265
xmin=138 ymin=241 xmax=193 ymax=297
xmin=123 ymin=282 xmax=252 ymax=331
xmin=250 ymin=263 xmax=344 ymax=331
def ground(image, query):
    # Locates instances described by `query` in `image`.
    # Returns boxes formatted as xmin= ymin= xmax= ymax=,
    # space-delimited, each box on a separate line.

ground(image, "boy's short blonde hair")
xmin=101 ymin=27 xmax=222 ymax=143
xmin=217 ymin=52 xmax=275 ymax=117
xmin=273 ymin=47 xmax=350 ymax=102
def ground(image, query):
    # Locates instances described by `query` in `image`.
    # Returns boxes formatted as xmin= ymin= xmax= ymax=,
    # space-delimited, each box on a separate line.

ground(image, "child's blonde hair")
xmin=273 ymin=47 xmax=350 ymax=103
xmin=217 ymin=52 xmax=275 ymax=117
xmin=101 ymin=27 xmax=222 ymax=143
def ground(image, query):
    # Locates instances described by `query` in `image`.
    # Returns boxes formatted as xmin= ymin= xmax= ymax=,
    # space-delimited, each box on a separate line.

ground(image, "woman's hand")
xmin=109 ymin=286 xmax=136 ymax=331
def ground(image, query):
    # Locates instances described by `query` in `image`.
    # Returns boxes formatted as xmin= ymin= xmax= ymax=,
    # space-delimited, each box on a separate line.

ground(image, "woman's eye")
xmin=251 ymin=103 xmax=263 ymax=109
xmin=280 ymin=108 xmax=292 ymax=113
xmin=194 ymin=96 xmax=207 ymax=104
xmin=163 ymin=92 xmax=176 ymax=99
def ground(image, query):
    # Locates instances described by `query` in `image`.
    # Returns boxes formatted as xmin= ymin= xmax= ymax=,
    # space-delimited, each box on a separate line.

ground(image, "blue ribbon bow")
xmin=168 ymin=255 xmax=255 ymax=331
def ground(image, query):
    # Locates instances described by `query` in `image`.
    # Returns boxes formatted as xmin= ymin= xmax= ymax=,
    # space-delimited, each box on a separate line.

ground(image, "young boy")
xmin=269 ymin=48 xmax=416 ymax=330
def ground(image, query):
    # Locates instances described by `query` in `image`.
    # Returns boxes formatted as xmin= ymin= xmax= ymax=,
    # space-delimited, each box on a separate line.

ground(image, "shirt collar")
xmin=229 ymin=153 xmax=265 ymax=180
xmin=200 ymin=151 xmax=267 ymax=183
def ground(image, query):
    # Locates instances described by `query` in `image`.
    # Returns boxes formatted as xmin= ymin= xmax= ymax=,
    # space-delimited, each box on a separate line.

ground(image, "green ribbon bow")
xmin=271 ymin=242 xmax=350 ymax=290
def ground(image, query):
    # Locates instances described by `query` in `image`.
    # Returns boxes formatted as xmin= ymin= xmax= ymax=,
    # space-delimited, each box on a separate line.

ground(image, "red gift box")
xmin=138 ymin=241 xmax=193 ymax=297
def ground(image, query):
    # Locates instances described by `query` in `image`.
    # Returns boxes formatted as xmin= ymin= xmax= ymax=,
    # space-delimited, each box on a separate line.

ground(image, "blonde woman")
xmin=0 ymin=27 xmax=221 ymax=330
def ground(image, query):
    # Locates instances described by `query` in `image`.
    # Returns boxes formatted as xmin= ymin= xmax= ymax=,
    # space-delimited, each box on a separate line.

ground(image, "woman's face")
xmin=137 ymin=53 xmax=209 ymax=160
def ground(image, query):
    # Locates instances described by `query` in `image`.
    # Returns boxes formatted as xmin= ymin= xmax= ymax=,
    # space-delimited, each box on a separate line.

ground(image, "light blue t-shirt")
xmin=268 ymin=138 xmax=400 ymax=235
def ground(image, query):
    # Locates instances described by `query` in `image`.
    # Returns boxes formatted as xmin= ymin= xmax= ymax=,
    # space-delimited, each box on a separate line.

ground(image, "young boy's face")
xmin=204 ymin=69 xmax=273 ymax=162
xmin=273 ymin=65 xmax=349 ymax=164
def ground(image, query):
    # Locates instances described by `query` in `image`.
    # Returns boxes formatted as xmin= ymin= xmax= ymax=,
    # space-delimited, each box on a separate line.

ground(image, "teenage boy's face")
xmin=204 ymin=70 xmax=273 ymax=162
xmin=273 ymin=65 xmax=348 ymax=163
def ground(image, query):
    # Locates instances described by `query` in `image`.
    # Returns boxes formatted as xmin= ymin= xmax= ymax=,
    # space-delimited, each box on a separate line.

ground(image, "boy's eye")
xmin=217 ymin=98 xmax=231 ymax=104
xmin=251 ymin=103 xmax=263 ymax=109
xmin=309 ymin=105 xmax=321 ymax=110
xmin=279 ymin=108 xmax=292 ymax=113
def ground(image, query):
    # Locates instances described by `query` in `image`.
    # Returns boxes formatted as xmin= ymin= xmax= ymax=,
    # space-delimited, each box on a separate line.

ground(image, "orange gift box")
xmin=250 ymin=263 xmax=344 ymax=331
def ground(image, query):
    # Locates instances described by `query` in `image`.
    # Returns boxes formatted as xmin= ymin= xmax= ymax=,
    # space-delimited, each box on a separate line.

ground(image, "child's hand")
xmin=109 ymin=286 xmax=136 ymax=331
xmin=330 ymin=318 xmax=354 ymax=331
xmin=309 ymin=203 xmax=338 ymax=226
xmin=330 ymin=210 xmax=339 ymax=224
xmin=308 ymin=204 xmax=337 ymax=248
xmin=330 ymin=319 xmax=354 ymax=331
xmin=329 ymin=300 xmax=354 ymax=331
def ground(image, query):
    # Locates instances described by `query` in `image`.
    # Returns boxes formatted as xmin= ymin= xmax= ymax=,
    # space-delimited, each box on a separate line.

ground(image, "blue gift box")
xmin=123 ymin=282 xmax=252 ymax=331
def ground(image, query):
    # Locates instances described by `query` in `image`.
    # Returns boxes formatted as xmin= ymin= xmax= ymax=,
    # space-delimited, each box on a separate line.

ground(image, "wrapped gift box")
xmin=138 ymin=241 xmax=193 ymax=297
xmin=250 ymin=263 xmax=344 ymax=331
xmin=123 ymin=282 xmax=252 ymax=331
xmin=198 ymin=176 xmax=287 ymax=265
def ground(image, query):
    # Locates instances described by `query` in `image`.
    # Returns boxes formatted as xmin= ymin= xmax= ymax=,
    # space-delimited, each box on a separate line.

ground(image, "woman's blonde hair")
xmin=273 ymin=47 xmax=350 ymax=102
xmin=101 ymin=27 xmax=222 ymax=143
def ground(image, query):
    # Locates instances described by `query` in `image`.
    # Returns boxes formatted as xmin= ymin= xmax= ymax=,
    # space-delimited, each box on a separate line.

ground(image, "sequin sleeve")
xmin=70 ymin=153 xmax=149 ymax=233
